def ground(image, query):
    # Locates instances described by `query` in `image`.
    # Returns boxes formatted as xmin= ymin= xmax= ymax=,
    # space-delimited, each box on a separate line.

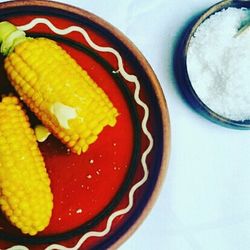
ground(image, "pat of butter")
xmin=50 ymin=102 xmax=77 ymax=129
xmin=35 ymin=125 xmax=51 ymax=142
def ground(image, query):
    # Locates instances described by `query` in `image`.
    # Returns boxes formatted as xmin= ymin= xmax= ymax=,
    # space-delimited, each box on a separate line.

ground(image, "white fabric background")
xmin=2 ymin=0 xmax=250 ymax=249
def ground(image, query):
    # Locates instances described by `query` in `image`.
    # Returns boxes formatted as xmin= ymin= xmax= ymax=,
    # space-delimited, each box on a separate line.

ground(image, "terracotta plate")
xmin=0 ymin=0 xmax=170 ymax=249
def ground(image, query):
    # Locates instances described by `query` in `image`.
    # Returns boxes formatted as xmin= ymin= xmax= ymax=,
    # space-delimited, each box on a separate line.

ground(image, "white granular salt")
xmin=187 ymin=7 xmax=250 ymax=121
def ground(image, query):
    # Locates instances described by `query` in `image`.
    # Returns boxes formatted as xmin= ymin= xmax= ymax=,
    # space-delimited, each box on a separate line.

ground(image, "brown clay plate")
xmin=0 ymin=0 xmax=170 ymax=249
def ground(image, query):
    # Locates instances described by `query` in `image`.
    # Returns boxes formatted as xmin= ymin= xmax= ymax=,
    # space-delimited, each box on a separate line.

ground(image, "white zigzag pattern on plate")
xmin=7 ymin=18 xmax=154 ymax=250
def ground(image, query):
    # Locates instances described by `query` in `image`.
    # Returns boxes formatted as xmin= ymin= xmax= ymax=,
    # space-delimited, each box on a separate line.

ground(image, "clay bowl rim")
xmin=175 ymin=0 xmax=250 ymax=129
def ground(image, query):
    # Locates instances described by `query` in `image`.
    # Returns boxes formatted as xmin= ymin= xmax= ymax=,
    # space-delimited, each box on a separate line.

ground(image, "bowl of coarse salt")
xmin=175 ymin=0 xmax=250 ymax=129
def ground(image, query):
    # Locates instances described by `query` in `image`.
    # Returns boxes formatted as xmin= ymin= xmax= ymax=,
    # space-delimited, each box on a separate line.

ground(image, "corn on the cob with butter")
xmin=0 ymin=21 xmax=118 ymax=155
xmin=0 ymin=96 xmax=53 ymax=236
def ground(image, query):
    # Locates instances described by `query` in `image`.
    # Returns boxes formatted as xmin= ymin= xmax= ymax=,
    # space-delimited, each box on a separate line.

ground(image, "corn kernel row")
xmin=0 ymin=96 xmax=53 ymax=235
xmin=4 ymin=38 xmax=118 ymax=154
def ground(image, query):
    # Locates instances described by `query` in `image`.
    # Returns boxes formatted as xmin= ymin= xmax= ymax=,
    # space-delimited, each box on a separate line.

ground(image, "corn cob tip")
xmin=0 ymin=21 xmax=27 ymax=55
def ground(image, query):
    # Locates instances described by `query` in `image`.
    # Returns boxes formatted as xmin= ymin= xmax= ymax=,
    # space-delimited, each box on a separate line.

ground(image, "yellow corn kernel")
xmin=34 ymin=124 xmax=51 ymax=142
xmin=5 ymin=38 xmax=118 ymax=154
xmin=0 ymin=96 xmax=53 ymax=235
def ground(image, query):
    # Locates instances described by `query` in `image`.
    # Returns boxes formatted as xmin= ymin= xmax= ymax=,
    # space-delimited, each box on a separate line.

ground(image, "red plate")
xmin=0 ymin=1 xmax=170 ymax=249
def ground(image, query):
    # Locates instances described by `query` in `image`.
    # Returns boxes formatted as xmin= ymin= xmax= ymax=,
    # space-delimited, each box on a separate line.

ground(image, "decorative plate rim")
xmin=0 ymin=0 xmax=171 ymax=249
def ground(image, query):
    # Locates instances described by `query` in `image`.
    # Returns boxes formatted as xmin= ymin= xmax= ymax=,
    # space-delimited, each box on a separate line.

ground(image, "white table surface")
xmin=2 ymin=0 xmax=250 ymax=249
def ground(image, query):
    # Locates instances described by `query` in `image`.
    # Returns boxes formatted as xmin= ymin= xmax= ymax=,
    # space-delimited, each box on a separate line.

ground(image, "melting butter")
xmin=35 ymin=125 xmax=51 ymax=142
xmin=50 ymin=102 xmax=77 ymax=129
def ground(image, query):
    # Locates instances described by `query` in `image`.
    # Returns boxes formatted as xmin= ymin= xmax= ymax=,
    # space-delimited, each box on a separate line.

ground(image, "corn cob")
xmin=0 ymin=96 xmax=53 ymax=236
xmin=0 ymin=21 xmax=118 ymax=155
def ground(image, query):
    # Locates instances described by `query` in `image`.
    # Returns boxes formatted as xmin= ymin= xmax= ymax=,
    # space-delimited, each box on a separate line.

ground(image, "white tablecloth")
xmin=3 ymin=0 xmax=250 ymax=249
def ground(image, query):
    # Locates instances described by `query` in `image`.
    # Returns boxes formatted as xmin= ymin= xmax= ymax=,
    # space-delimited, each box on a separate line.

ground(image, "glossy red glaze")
xmin=41 ymin=42 xmax=133 ymax=235
xmin=0 ymin=15 xmax=134 ymax=238
xmin=0 ymin=2 xmax=170 ymax=247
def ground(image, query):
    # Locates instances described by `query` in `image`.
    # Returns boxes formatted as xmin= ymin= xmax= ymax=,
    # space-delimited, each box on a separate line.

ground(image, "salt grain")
xmin=187 ymin=8 xmax=250 ymax=121
xmin=86 ymin=174 xmax=92 ymax=179
xmin=76 ymin=209 xmax=83 ymax=214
